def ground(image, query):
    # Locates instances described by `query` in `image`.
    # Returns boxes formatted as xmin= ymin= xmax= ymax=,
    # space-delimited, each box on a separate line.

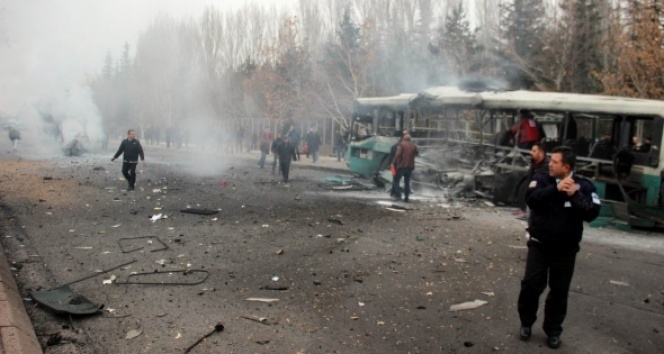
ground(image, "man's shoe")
xmin=128 ymin=186 xmax=135 ymax=191
xmin=519 ymin=326 xmax=531 ymax=341
xmin=547 ymin=336 xmax=561 ymax=349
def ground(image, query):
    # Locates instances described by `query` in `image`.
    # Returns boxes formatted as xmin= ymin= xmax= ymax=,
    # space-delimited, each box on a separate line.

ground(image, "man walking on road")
xmin=287 ymin=125 xmax=301 ymax=161
xmin=276 ymin=136 xmax=297 ymax=182
xmin=390 ymin=134 xmax=418 ymax=202
xmin=305 ymin=127 xmax=321 ymax=163
xmin=112 ymin=129 xmax=145 ymax=191
xmin=518 ymin=146 xmax=600 ymax=349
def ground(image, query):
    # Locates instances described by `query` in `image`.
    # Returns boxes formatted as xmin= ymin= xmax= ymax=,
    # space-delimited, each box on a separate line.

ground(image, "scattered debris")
xmin=112 ymin=224 xmax=121 ymax=228
xmin=102 ymin=275 xmax=117 ymax=285
xmin=271 ymin=275 xmax=280 ymax=282
xmin=327 ymin=216 xmax=344 ymax=225
xmin=30 ymin=285 xmax=103 ymax=315
xmin=449 ymin=299 xmax=488 ymax=312
xmin=241 ymin=315 xmax=270 ymax=325
xmin=150 ymin=213 xmax=167 ymax=222
xmin=481 ymin=292 xmax=495 ymax=297
xmin=119 ymin=236 xmax=168 ymax=253
xmin=275 ymin=249 xmax=284 ymax=255
xmin=125 ymin=329 xmax=142 ymax=340
xmin=180 ymin=208 xmax=219 ymax=216
xmin=183 ymin=323 xmax=224 ymax=354
xmin=116 ymin=270 xmax=209 ymax=285
xmin=246 ymin=297 xmax=279 ymax=303
xmin=610 ymin=280 xmax=630 ymax=287
xmin=385 ymin=207 xmax=406 ymax=212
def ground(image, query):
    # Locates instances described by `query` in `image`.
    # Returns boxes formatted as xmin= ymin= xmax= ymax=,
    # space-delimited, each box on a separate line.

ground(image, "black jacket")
xmin=526 ymin=173 xmax=601 ymax=252
xmin=276 ymin=140 xmax=297 ymax=162
xmin=113 ymin=139 xmax=144 ymax=162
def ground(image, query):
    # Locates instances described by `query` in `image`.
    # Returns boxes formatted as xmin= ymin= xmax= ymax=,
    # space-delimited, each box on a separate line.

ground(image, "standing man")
xmin=112 ymin=129 xmax=145 ymax=191
xmin=518 ymin=146 xmax=601 ymax=349
xmin=271 ymin=132 xmax=283 ymax=175
xmin=391 ymin=134 xmax=418 ymax=202
xmin=276 ymin=136 xmax=297 ymax=182
xmin=306 ymin=127 xmax=321 ymax=163
xmin=287 ymin=124 xmax=301 ymax=161
xmin=258 ymin=128 xmax=272 ymax=169
xmin=514 ymin=142 xmax=549 ymax=220
xmin=333 ymin=129 xmax=346 ymax=161
xmin=8 ymin=126 xmax=21 ymax=152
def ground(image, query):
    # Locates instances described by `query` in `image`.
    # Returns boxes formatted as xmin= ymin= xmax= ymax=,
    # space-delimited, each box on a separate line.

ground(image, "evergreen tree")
xmin=498 ymin=0 xmax=548 ymax=89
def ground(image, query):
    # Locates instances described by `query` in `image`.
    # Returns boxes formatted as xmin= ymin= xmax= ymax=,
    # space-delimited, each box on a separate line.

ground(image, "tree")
xmin=498 ymin=0 xmax=548 ymax=89
xmin=599 ymin=0 xmax=664 ymax=99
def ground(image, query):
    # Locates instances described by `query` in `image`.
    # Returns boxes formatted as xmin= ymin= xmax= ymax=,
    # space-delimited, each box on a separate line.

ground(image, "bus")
xmin=348 ymin=86 xmax=664 ymax=229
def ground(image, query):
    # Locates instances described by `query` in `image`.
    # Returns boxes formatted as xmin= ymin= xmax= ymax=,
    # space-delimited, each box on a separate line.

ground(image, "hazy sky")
xmin=0 ymin=0 xmax=296 ymax=114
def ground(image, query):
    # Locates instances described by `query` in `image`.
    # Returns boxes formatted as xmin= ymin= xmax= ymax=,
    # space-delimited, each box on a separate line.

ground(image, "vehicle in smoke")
xmin=348 ymin=86 xmax=664 ymax=229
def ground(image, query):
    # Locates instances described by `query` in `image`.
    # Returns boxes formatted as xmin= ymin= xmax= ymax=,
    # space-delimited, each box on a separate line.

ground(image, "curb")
xmin=0 ymin=246 xmax=43 ymax=354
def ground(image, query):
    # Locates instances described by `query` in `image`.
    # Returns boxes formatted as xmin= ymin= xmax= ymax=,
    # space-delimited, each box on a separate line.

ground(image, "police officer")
xmin=518 ymin=146 xmax=601 ymax=349
xmin=112 ymin=129 xmax=145 ymax=191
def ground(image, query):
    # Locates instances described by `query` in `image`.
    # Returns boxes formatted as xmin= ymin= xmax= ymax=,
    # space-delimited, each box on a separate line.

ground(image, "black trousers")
xmin=122 ymin=162 xmax=138 ymax=188
xmin=518 ymin=240 xmax=577 ymax=337
xmin=280 ymin=160 xmax=291 ymax=181
xmin=394 ymin=167 xmax=413 ymax=199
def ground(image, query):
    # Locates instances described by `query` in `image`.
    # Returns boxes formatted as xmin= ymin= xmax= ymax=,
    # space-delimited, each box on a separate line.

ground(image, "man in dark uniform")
xmin=518 ymin=146 xmax=601 ymax=349
xmin=276 ymin=136 xmax=297 ymax=182
xmin=514 ymin=141 xmax=549 ymax=220
xmin=271 ymin=132 xmax=283 ymax=175
xmin=112 ymin=129 xmax=145 ymax=191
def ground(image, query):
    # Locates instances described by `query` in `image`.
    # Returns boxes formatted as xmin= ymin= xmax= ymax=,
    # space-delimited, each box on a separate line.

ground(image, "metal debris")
xmin=449 ymin=299 xmax=488 ymax=312
xmin=183 ymin=323 xmax=224 ymax=354
xmin=125 ymin=329 xmax=142 ymax=340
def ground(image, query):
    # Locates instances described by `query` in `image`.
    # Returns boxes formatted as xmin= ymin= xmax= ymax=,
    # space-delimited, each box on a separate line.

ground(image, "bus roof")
xmin=424 ymin=88 xmax=664 ymax=117
xmin=411 ymin=86 xmax=483 ymax=107
xmin=353 ymin=93 xmax=416 ymax=111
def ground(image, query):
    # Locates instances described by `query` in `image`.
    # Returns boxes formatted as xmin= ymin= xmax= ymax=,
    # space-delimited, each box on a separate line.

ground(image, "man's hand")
xmin=111 ymin=157 xmax=116 ymax=162
xmin=560 ymin=177 xmax=576 ymax=196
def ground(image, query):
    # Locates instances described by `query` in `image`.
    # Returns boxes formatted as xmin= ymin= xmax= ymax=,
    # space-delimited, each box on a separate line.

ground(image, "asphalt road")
xmin=0 ymin=140 xmax=662 ymax=354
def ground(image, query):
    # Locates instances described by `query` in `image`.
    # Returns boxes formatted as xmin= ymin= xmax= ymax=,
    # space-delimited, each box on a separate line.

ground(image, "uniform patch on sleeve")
xmin=528 ymin=180 xmax=537 ymax=188
xmin=591 ymin=192 xmax=601 ymax=205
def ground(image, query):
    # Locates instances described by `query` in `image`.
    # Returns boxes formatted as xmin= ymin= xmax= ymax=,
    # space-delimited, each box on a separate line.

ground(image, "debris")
xmin=183 ymin=322 xmax=225 ymax=354
xmin=483 ymin=201 xmax=495 ymax=207
xmin=125 ymin=329 xmax=142 ymax=340
xmin=256 ymin=340 xmax=270 ymax=345
xmin=150 ymin=213 xmax=166 ymax=222
xmin=102 ymin=275 xmax=117 ymax=285
xmin=271 ymin=275 xmax=280 ymax=282
xmin=464 ymin=341 xmax=474 ymax=347
xmin=385 ymin=208 xmax=406 ymax=212
xmin=241 ymin=315 xmax=270 ymax=325
xmin=454 ymin=258 xmax=467 ymax=263
xmin=180 ymin=208 xmax=219 ymax=216
xmin=112 ymin=224 xmax=121 ymax=228
xmin=376 ymin=321 xmax=385 ymax=326
xmin=610 ymin=280 xmax=630 ymax=287
xmin=246 ymin=297 xmax=279 ymax=303
xmin=262 ymin=224 xmax=269 ymax=228
xmin=481 ymin=292 xmax=495 ymax=297
xmin=276 ymin=249 xmax=284 ymax=255
xmin=74 ymin=246 xmax=93 ymax=250
xmin=30 ymin=285 xmax=103 ymax=315
xmin=327 ymin=216 xmax=344 ymax=225
xmin=119 ymin=236 xmax=168 ymax=253
xmin=116 ymin=270 xmax=209 ymax=285
xmin=43 ymin=176 xmax=53 ymax=180
xmin=449 ymin=299 xmax=488 ymax=312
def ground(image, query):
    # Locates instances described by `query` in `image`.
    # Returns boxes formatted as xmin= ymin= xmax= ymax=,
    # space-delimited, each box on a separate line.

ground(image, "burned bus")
xmin=348 ymin=87 xmax=664 ymax=228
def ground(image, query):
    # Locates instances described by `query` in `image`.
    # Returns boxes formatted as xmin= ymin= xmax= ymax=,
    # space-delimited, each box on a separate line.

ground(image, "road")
xmin=0 ymin=138 xmax=662 ymax=354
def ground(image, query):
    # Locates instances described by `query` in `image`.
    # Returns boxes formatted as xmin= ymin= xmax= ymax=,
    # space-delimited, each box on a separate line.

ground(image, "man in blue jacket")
xmin=112 ymin=129 xmax=145 ymax=191
xmin=518 ymin=146 xmax=600 ymax=349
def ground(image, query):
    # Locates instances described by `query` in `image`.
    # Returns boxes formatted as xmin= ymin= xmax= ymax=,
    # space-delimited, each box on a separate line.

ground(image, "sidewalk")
xmin=0 ymin=247 xmax=42 ymax=354
xmin=240 ymin=150 xmax=351 ymax=175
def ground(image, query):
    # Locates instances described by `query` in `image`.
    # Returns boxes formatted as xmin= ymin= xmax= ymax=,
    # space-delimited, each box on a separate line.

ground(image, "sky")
xmin=0 ymin=0 xmax=296 ymax=115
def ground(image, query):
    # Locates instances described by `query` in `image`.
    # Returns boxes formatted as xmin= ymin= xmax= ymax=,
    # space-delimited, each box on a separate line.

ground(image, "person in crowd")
xmin=271 ymin=132 xmax=283 ymax=174
xmin=8 ymin=126 xmax=21 ymax=152
xmin=287 ymin=124 xmax=301 ymax=161
xmin=391 ymin=134 xmax=419 ymax=202
xmin=511 ymin=109 xmax=545 ymax=150
xmin=258 ymin=128 xmax=272 ymax=169
xmin=276 ymin=136 xmax=297 ymax=182
xmin=514 ymin=142 xmax=549 ymax=220
xmin=334 ymin=129 xmax=346 ymax=161
xmin=518 ymin=146 xmax=601 ymax=349
xmin=305 ymin=127 xmax=322 ymax=163
xmin=111 ymin=129 xmax=145 ymax=191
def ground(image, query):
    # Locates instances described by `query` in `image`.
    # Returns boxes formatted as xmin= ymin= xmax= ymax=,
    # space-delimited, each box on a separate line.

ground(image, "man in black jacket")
xmin=112 ymin=129 xmax=145 ymax=191
xmin=518 ymin=146 xmax=600 ymax=349
xmin=276 ymin=136 xmax=297 ymax=182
